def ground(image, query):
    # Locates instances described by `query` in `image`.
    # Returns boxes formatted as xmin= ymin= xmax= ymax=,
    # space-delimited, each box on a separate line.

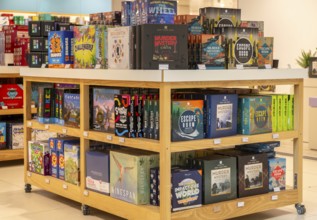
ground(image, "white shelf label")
xmin=119 ymin=137 xmax=125 ymax=143
xmin=83 ymin=131 xmax=89 ymax=137
xmin=65 ymin=64 xmax=71 ymax=69
xmin=95 ymin=64 xmax=101 ymax=69
xmin=213 ymin=206 xmax=221 ymax=213
xmin=106 ymin=135 xmax=113 ymax=141
xmin=214 ymin=139 xmax=221 ymax=145
xmin=198 ymin=64 xmax=206 ymax=70
xmin=62 ymin=128 xmax=67 ymax=134
xmin=2 ymin=106 xmax=8 ymax=110
xmin=272 ymin=195 xmax=278 ymax=201
xmin=31 ymin=104 xmax=36 ymax=108
xmin=27 ymin=171 xmax=32 ymax=177
xmin=83 ymin=190 xmax=89 ymax=196
xmin=236 ymin=64 xmax=244 ymax=70
xmin=237 ymin=201 xmax=245 ymax=207
xmin=63 ymin=184 xmax=68 ymax=190
xmin=265 ymin=64 xmax=272 ymax=69
xmin=41 ymin=64 xmax=46 ymax=68
xmin=159 ymin=64 xmax=169 ymax=70
xmin=274 ymin=187 xmax=281 ymax=192
xmin=45 ymin=125 xmax=50 ymax=130
xmin=27 ymin=121 xmax=33 ymax=127
xmin=242 ymin=137 xmax=249 ymax=143
xmin=45 ymin=178 xmax=50 ymax=184
xmin=272 ymin=133 xmax=279 ymax=139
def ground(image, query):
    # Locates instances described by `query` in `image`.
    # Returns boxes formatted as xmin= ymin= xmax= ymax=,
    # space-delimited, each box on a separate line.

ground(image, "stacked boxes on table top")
xmin=89 ymin=11 xmax=121 ymax=25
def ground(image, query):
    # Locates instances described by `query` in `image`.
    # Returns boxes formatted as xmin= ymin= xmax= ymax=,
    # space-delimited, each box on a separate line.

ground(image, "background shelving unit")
xmin=21 ymin=67 xmax=307 ymax=220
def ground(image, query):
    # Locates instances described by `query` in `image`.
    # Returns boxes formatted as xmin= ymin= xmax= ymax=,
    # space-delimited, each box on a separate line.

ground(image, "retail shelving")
xmin=0 ymin=66 xmax=31 ymax=162
xmin=21 ymin=67 xmax=307 ymax=220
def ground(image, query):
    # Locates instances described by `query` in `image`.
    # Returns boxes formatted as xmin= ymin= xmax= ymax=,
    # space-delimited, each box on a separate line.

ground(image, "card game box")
xmin=63 ymin=92 xmax=80 ymax=128
xmin=200 ymin=7 xmax=241 ymax=28
xmin=38 ymin=87 xmax=55 ymax=124
xmin=30 ymin=37 xmax=45 ymax=52
xmin=28 ymin=140 xmax=50 ymax=175
xmin=64 ymin=143 xmax=80 ymax=185
xmin=28 ymin=52 xmax=43 ymax=68
xmin=28 ymin=21 xmax=41 ymax=37
xmin=86 ymin=151 xmax=110 ymax=195
xmin=7 ymin=122 xmax=24 ymax=149
xmin=171 ymin=168 xmax=202 ymax=211
xmin=140 ymin=0 xmax=177 ymax=25
xmin=95 ymin=25 xmax=108 ymax=69
xmin=206 ymin=94 xmax=238 ymax=138
xmin=41 ymin=21 xmax=56 ymax=37
xmin=108 ymin=26 xmax=134 ymax=69
xmin=110 ymin=150 xmax=151 ymax=205
xmin=13 ymin=38 xmax=29 ymax=66
xmin=92 ymin=87 xmax=121 ymax=133
xmin=214 ymin=27 xmax=259 ymax=69
xmin=217 ymin=149 xmax=269 ymax=198
xmin=48 ymin=31 xmax=74 ymax=68
xmin=4 ymin=25 xmax=29 ymax=53
xmin=0 ymin=84 xmax=23 ymax=109
xmin=258 ymin=37 xmax=273 ymax=68
xmin=50 ymin=149 xmax=59 ymax=178
xmin=240 ymin=21 xmax=264 ymax=37
xmin=138 ymin=24 xmax=188 ymax=70
xmin=114 ymin=94 xmax=132 ymax=137
xmin=0 ymin=122 xmax=6 ymax=149
xmin=268 ymin=157 xmax=286 ymax=192
xmin=288 ymin=95 xmax=294 ymax=130
xmin=238 ymin=96 xmax=272 ymax=135
xmin=171 ymin=100 xmax=204 ymax=141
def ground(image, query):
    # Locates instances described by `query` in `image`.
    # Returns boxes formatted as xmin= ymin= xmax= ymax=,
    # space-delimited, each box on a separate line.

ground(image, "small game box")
xmin=8 ymin=123 xmax=24 ymax=149
xmin=140 ymin=0 xmax=177 ymax=25
xmin=258 ymin=37 xmax=273 ymax=68
xmin=0 ymin=122 xmax=6 ymax=149
xmin=268 ymin=157 xmax=286 ymax=192
xmin=114 ymin=94 xmax=131 ymax=137
xmin=64 ymin=143 xmax=80 ymax=185
xmin=28 ymin=141 xmax=50 ymax=175
xmin=0 ymin=84 xmax=23 ymax=109
xmin=63 ymin=92 xmax=80 ymax=128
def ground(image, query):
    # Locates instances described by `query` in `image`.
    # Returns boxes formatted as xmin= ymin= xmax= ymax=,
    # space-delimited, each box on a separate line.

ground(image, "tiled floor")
xmin=0 ymin=155 xmax=316 ymax=220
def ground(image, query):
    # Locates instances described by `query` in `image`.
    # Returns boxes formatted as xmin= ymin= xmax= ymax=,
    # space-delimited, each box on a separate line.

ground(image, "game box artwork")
xmin=138 ymin=24 xmax=188 ymax=69
xmin=140 ymin=0 xmax=177 ymax=25
xmin=64 ymin=143 xmax=80 ymax=185
xmin=92 ymin=87 xmax=120 ymax=133
xmin=171 ymin=100 xmax=204 ymax=142
xmin=63 ymin=92 xmax=80 ymax=128
xmin=114 ymin=94 xmax=133 ymax=137
xmin=257 ymin=37 xmax=273 ymax=68
xmin=28 ymin=141 xmax=50 ymax=176
xmin=7 ymin=123 xmax=24 ymax=149
xmin=0 ymin=122 xmax=6 ymax=149
xmin=268 ymin=157 xmax=286 ymax=192
xmin=238 ymin=95 xmax=272 ymax=135
xmin=37 ymin=87 xmax=55 ymax=124
xmin=240 ymin=21 xmax=264 ymax=37
xmin=200 ymin=7 xmax=241 ymax=28
xmin=48 ymin=31 xmax=74 ymax=68
xmin=0 ymin=84 xmax=23 ymax=109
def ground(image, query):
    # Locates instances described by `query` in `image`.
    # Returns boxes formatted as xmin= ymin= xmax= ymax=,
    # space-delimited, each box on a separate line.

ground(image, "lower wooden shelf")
xmin=27 ymin=120 xmax=81 ymax=137
xmin=82 ymin=190 xmax=160 ymax=220
xmin=25 ymin=172 xmax=81 ymax=203
xmin=0 ymin=149 xmax=24 ymax=161
xmin=171 ymin=189 xmax=299 ymax=220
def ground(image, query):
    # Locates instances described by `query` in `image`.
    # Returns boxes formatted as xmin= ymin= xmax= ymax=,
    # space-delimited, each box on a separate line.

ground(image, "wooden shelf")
xmin=26 ymin=120 xmax=81 ymax=137
xmin=85 ymin=130 xmax=161 ymax=152
xmin=0 ymin=107 xmax=37 ymax=115
xmin=0 ymin=149 xmax=23 ymax=161
xmin=171 ymin=131 xmax=299 ymax=153
xmin=171 ymin=189 xmax=299 ymax=220
xmin=82 ymin=190 xmax=160 ymax=220
xmin=25 ymin=172 xmax=81 ymax=202
xmin=0 ymin=66 xmax=21 ymax=77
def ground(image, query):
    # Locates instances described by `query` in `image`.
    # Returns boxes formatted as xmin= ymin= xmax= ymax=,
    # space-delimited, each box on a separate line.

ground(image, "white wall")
xmin=238 ymin=0 xmax=317 ymax=68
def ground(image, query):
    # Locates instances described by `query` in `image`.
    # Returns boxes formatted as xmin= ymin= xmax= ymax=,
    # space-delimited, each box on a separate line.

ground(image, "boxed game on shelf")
xmin=0 ymin=84 xmax=23 ymax=109
xmin=268 ymin=157 xmax=286 ymax=192
xmin=121 ymin=1 xmax=133 ymax=26
xmin=3 ymin=25 xmax=29 ymax=53
xmin=0 ymin=31 xmax=4 ymax=66
xmin=64 ymin=143 xmax=80 ymax=185
xmin=0 ymin=122 xmax=6 ymax=149
xmin=13 ymin=38 xmax=29 ymax=66
xmin=114 ymin=94 xmax=135 ymax=137
xmin=7 ymin=122 xmax=24 ymax=149
xmin=257 ymin=37 xmax=273 ymax=68
xmin=200 ymin=7 xmax=241 ymax=29
xmin=63 ymin=91 xmax=80 ymax=128
xmin=240 ymin=21 xmax=264 ymax=37
xmin=28 ymin=140 xmax=50 ymax=175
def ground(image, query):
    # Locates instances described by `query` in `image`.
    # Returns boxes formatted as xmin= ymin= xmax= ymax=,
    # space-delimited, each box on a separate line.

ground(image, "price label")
xmin=95 ymin=64 xmax=101 ymax=69
xmin=214 ymin=139 xmax=221 ymax=145
xmin=107 ymin=135 xmax=113 ymax=141
xmin=27 ymin=121 xmax=33 ymax=127
xmin=63 ymin=184 xmax=68 ymax=190
xmin=83 ymin=131 xmax=89 ymax=137
xmin=236 ymin=64 xmax=244 ymax=70
xmin=265 ymin=64 xmax=272 ymax=69
xmin=198 ymin=64 xmax=206 ymax=70
xmin=159 ymin=64 xmax=169 ymax=70
xmin=45 ymin=178 xmax=50 ymax=184
xmin=41 ymin=64 xmax=46 ymax=68
xmin=65 ymin=64 xmax=71 ymax=69
xmin=242 ymin=137 xmax=249 ymax=143
xmin=119 ymin=137 xmax=125 ymax=143
xmin=272 ymin=195 xmax=278 ymax=201
xmin=2 ymin=106 xmax=8 ymax=110
xmin=83 ymin=190 xmax=89 ymax=196
xmin=44 ymin=124 xmax=50 ymax=130
xmin=272 ymin=133 xmax=279 ymax=139
xmin=31 ymin=104 xmax=36 ymax=108
xmin=27 ymin=171 xmax=32 ymax=177
xmin=237 ymin=201 xmax=245 ymax=207
xmin=213 ymin=206 xmax=221 ymax=213
xmin=62 ymin=128 xmax=67 ymax=134
xmin=274 ymin=187 xmax=281 ymax=192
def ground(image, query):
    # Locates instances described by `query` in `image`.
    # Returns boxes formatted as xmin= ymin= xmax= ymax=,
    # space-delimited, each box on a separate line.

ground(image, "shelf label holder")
xmin=237 ymin=201 xmax=245 ymax=208
xmin=271 ymin=195 xmax=278 ymax=201
xmin=214 ymin=139 xmax=221 ymax=145
xmin=242 ymin=137 xmax=249 ymax=143
xmin=159 ymin=64 xmax=169 ymax=70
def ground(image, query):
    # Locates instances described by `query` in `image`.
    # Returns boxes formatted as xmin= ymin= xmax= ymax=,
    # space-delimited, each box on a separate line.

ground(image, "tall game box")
xmin=64 ymin=143 xmax=80 ymax=185
xmin=138 ymin=24 xmax=188 ymax=69
xmin=114 ymin=94 xmax=132 ymax=137
xmin=206 ymin=94 xmax=238 ymax=138
xmin=92 ymin=87 xmax=121 ymax=133
xmin=171 ymin=100 xmax=204 ymax=141
xmin=108 ymin=26 xmax=134 ymax=69
xmin=238 ymin=96 xmax=272 ymax=135
xmin=200 ymin=7 xmax=241 ymax=28
xmin=28 ymin=141 xmax=50 ymax=175
xmin=140 ymin=0 xmax=177 ymax=25
xmin=268 ymin=157 xmax=286 ymax=192
xmin=257 ymin=37 xmax=273 ymax=69
xmin=63 ymin=92 xmax=80 ymax=128
xmin=0 ymin=122 xmax=6 ymax=149
xmin=48 ymin=31 xmax=74 ymax=68
xmin=7 ymin=123 xmax=24 ymax=149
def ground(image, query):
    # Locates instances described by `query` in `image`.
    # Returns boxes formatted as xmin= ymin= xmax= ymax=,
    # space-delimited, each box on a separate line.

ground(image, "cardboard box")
xmin=0 ymin=84 xmax=23 ymax=109
xmin=4 ymin=25 xmax=29 ymax=53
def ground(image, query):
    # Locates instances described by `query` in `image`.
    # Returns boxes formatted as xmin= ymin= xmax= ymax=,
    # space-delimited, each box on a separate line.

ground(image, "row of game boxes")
xmin=0 ymin=121 xmax=23 ymax=150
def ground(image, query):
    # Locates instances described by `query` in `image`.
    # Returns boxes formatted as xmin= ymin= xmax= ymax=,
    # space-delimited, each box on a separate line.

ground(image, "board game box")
xmin=121 ymin=1 xmax=133 ymax=26
xmin=30 ymin=37 xmax=45 ymax=52
xmin=48 ymin=31 xmax=74 ymax=68
xmin=138 ymin=24 xmax=188 ymax=70
xmin=108 ymin=26 xmax=134 ymax=69
xmin=171 ymin=100 xmax=204 ymax=141
xmin=268 ymin=157 xmax=286 ymax=192
xmin=0 ymin=122 xmax=6 ymax=149
xmin=0 ymin=84 xmax=23 ymax=109
xmin=28 ymin=140 xmax=50 ymax=175
xmin=238 ymin=95 xmax=272 ymax=135
xmin=28 ymin=52 xmax=43 ymax=68
xmin=64 ymin=143 xmax=80 ymax=185
xmin=288 ymin=95 xmax=294 ymax=130
xmin=92 ymin=87 xmax=120 ymax=133
xmin=140 ymin=0 xmax=177 ymax=25
xmin=200 ymin=7 xmax=241 ymax=28
xmin=63 ymin=92 xmax=80 ymax=128
xmin=271 ymin=95 xmax=277 ymax=132
xmin=257 ymin=37 xmax=273 ymax=68
xmin=114 ymin=94 xmax=132 ymax=137
xmin=7 ymin=123 xmax=24 ymax=149
xmin=50 ymin=149 xmax=59 ymax=178
xmin=37 ymin=87 xmax=55 ymax=124
xmin=206 ymin=94 xmax=238 ymax=138
xmin=86 ymin=151 xmax=110 ymax=195
xmin=240 ymin=21 xmax=264 ymax=37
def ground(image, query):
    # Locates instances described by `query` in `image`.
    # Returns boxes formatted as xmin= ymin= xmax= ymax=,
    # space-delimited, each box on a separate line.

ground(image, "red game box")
xmin=14 ymin=38 xmax=29 ymax=66
xmin=4 ymin=25 xmax=29 ymax=53
xmin=0 ymin=84 xmax=23 ymax=109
